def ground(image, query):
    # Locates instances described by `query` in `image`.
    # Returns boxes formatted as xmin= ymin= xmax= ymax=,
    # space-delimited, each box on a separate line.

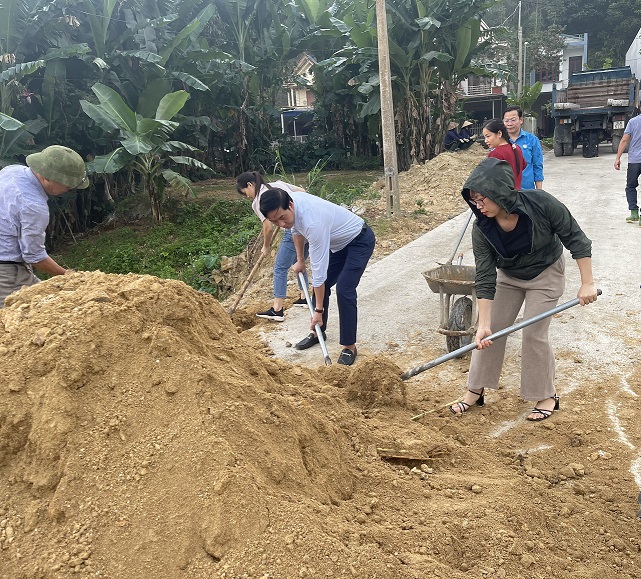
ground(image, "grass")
xmin=52 ymin=171 xmax=380 ymax=297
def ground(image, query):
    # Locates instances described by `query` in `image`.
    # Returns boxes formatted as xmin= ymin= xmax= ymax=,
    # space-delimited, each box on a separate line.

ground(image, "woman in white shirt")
xmin=236 ymin=171 xmax=309 ymax=321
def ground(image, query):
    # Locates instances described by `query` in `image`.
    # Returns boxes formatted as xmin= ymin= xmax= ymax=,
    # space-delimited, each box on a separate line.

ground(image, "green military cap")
xmin=26 ymin=145 xmax=89 ymax=189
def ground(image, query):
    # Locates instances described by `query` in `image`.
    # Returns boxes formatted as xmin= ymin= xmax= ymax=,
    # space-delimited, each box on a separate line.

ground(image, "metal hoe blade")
xmin=298 ymin=272 xmax=332 ymax=366
xmin=401 ymin=289 xmax=602 ymax=380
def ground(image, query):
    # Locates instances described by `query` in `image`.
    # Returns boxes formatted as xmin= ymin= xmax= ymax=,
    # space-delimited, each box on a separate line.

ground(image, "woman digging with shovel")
xmin=450 ymin=158 xmax=598 ymax=421
xmin=236 ymin=171 xmax=310 ymax=322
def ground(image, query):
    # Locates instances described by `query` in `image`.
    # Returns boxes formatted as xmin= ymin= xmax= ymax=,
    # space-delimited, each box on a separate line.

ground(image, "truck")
xmin=551 ymin=66 xmax=639 ymax=158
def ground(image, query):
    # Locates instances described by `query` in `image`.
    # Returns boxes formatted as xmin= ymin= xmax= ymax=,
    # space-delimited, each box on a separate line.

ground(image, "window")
xmin=534 ymin=66 xmax=559 ymax=83
xmin=569 ymin=56 xmax=582 ymax=75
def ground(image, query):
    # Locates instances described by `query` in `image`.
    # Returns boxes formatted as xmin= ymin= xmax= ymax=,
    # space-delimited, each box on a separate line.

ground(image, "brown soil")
xmin=2 ymin=147 xmax=641 ymax=579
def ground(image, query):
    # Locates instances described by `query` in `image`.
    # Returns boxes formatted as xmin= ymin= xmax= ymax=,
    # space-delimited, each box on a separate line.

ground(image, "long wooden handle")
xmin=227 ymin=226 xmax=278 ymax=315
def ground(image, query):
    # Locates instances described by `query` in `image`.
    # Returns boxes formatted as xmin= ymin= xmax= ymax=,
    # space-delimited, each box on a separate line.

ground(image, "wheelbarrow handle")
xmin=401 ymin=289 xmax=602 ymax=380
xmin=445 ymin=210 xmax=473 ymax=265
xmin=298 ymin=272 xmax=332 ymax=366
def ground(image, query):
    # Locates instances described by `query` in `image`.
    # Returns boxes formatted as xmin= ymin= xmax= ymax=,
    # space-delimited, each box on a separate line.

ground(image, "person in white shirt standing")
xmin=260 ymin=188 xmax=375 ymax=365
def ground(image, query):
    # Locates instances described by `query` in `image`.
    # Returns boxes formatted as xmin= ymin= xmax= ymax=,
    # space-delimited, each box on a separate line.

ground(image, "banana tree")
xmin=81 ymin=83 xmax=211 ymax=223
xmin=427 ymin=0 xmax=499 ymax=154
xmin=0 ymin=112 xmax=46 ymax=166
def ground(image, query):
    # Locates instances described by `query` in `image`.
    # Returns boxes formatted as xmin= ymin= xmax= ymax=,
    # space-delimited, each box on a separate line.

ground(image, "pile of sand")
xmin=372 ymin=144 xmax=487 ymax=216
xmin=0 ymin=272 xmax=450 ymax=578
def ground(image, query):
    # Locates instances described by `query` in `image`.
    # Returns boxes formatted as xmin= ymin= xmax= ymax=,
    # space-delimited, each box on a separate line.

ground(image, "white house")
xmin=461 ymin=32 xmax=589 ymax=136
xmin=626 ymin=28 xmax=641 ymax=81
xmin=280 ymin=53 xmax=316 ymax=142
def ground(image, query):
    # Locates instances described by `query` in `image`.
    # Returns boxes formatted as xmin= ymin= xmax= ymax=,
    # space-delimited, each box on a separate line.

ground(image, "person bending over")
xmin=0 ymin=145 xmax=89 ymax=307
xmin=450 ymin=158 xmax=597 ymax=421
xmin=260 ymin=188 xmax=375 ymax=365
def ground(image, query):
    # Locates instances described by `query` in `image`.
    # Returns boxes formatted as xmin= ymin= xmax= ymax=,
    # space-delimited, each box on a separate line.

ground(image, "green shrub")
xmin=54 ymin=199 xmax=261 ymax=297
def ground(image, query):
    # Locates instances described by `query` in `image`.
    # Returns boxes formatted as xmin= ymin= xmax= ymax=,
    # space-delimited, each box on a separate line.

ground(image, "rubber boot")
xmin=626 ymin=209 xmax=639 ymax=223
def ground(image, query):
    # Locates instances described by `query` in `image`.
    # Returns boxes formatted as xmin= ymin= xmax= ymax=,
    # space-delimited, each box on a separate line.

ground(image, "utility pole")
xmin=523 ymin=41 xmax=529 ymax=89
xmin=517 ymin=0 xmax=523 ymax=100
xmin=375 ymin=0 xmax=400 ymax=216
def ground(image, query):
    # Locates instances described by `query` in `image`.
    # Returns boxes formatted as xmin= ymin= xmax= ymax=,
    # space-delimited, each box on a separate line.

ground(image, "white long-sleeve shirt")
xmin=289 ymin=191 xmax=364 ymax=286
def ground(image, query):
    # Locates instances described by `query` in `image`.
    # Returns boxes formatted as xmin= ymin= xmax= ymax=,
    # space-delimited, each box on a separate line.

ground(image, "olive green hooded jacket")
xmin=461 ymin=158 xmax=592 ymax=300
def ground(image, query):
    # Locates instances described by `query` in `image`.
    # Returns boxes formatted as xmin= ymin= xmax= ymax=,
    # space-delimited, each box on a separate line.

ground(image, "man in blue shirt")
xmin=614 ymin=114 xmax=641 ymax=225
xmin=0 ymin=145 xmax=89 ymax=307
xmin=503 ymin=106 xmax=544 ymax=190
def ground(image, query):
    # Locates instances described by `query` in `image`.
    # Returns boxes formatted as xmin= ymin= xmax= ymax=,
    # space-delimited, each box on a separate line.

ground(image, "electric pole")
xmin=375 ymin=0 xmax=400 ymax=215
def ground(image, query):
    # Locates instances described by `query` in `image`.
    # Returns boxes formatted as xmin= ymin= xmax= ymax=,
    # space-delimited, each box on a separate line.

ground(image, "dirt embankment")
xmin=1 ymin=270 xmax=640 ymax=579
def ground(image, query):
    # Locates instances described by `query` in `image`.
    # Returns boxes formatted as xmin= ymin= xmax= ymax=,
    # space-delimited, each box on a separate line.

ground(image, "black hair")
xmin=235 ymin=170 xmax=270 ymax=195
xmin=259 ymin=188 xmax=292 ymax=218
xmin=483 ymin=118 xmax=508 ymax=138
xmin=483 ymin=118 xmax=521 ymax=176
xmin=504 ymin=105 xmax=523 ymax=118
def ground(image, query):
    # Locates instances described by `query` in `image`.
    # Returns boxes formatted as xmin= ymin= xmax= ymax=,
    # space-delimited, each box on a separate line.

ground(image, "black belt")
xmin=354 ymin=223 xmax=369 ymax=240
xmin=0 ymin=260 xmax=23 ymax=265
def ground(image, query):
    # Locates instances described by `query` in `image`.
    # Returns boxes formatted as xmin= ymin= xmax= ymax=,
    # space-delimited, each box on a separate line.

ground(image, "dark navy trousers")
xmin=314 ymin=226 xmax=375 ymax=345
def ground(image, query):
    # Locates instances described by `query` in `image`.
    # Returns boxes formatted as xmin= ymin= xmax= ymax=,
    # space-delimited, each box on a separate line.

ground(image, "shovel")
xmin=401 ymin=289 xmax=602 ymax=380
xmin=227 ymin=225 xmax=278 ymax=315
xmin=298 ymin=272 xmax=332 ymax=366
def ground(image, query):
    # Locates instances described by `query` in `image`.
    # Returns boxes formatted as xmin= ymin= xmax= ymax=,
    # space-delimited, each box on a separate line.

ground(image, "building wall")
xmin=626 ymin=28 xmax=641 ymax=81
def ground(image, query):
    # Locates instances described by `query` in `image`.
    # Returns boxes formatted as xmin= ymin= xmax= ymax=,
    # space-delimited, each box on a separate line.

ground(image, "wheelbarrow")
xmin=422 ymin=211 xmax=476 ymax=354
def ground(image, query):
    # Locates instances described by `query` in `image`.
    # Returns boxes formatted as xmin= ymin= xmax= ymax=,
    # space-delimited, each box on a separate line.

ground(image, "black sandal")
xmin=450 ymin=389 xmax=485 ymax=414
xmin=526 ymin=394 xmax=560 ymax=422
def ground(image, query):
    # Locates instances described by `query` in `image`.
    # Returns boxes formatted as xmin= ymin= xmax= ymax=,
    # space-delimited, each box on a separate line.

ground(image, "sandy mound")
xmin=0 ymin=272 xmax=449 ymax=578
xmin=1 ymin=273 xmax=640 ymax=579
xmin=372 ymin=144 xmax=487 ymax=217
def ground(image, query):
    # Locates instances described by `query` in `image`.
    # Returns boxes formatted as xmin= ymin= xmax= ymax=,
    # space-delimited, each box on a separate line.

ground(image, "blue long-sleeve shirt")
xmin=0 ymin=165 xmax=51 ymax=263
xmin=511 ymin=129 xmax=544 ymax=190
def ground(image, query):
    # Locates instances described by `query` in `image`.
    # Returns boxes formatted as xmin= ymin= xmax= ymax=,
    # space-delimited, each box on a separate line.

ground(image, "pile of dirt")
xmin=0 ymin=272 xmax=449 ymax=578
xmin=371 ymin=144 xmax=487 ymax=218
xmin=2 ymin=272 xmax=640 ymax=579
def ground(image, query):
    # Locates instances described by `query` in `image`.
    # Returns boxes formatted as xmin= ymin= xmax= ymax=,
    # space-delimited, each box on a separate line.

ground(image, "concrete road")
xmin=260 ymin=145 xmax=640 ymax=374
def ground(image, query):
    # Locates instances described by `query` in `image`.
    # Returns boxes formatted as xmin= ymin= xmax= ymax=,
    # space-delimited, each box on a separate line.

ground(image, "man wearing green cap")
xmin=0 ymin=145 xmax=89 ymax=307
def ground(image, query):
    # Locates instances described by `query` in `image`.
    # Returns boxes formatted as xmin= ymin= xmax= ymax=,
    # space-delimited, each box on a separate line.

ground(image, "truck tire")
xmin=553 ymin=140 xmax=563 ymax=157
xmin=582 ymin=131 xmax=599 ymax=158
xmin=563 ymin=143 xmax=574 ymax=156
xmin=612 ymin=134 xmax=621 ymax=154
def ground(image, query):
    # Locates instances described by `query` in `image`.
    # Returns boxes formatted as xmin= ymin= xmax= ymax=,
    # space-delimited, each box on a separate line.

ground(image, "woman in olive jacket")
xmin=450 ymin=158 xmax=598 ymax=421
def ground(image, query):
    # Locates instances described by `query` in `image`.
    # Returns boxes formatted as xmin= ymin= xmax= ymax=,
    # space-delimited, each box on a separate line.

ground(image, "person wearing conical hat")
xmin=0 ymin=145 xmax=89 ymax=307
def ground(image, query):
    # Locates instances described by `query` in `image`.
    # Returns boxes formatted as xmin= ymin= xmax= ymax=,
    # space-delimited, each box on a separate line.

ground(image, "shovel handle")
xmin=401 ymin=289 xmax=602 ymax=380
xmin=298 ymin=272 xmax=332 ymax=366
xmin=227 ymin=226 xmax=279 ymax=315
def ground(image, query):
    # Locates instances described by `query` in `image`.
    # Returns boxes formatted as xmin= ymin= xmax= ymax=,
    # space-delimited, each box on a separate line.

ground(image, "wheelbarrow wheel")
xmin=446 ymin=297 xmax=473 ymax=355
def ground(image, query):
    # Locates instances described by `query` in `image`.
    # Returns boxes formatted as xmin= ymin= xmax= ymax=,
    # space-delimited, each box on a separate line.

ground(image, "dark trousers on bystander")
xmin=625 ymin=163 xmax=641 ymax=210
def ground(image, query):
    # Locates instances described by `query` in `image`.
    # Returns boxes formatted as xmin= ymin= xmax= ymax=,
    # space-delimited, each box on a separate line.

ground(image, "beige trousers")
xmin=467 ymin=255 xmax=565 ymax=401
xmin=0 ymin=263 xmax=39 ymax=308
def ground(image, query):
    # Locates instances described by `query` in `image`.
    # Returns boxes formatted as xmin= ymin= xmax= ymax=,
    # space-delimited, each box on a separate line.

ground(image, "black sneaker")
xmin=292 ymin=297 xmax=307 ymax=307
xmin=256 ymin=307 xmax=284 ymax=322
